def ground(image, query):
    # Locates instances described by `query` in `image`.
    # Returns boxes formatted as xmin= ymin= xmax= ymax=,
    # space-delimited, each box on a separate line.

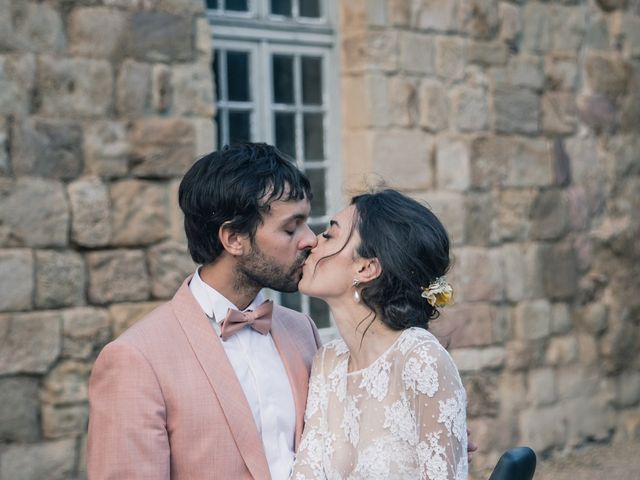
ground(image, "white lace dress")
xmin=290 ymin=327 xmax=468 ymax=480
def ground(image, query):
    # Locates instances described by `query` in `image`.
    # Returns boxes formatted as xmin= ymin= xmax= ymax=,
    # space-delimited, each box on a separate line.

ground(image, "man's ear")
xmin=356 ymin=257 xmax=382 ymax=283
xmin=218 ymin=222 xmax=250 ymax=256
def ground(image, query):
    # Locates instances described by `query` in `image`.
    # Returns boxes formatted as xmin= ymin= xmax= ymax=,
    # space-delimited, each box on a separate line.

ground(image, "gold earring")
xmin=352 ymin=278 xmax=361 ymax=303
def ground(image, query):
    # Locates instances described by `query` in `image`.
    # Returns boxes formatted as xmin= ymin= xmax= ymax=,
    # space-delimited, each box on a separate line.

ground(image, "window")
xmin=208 ymin=0 xmax=341 ymax=335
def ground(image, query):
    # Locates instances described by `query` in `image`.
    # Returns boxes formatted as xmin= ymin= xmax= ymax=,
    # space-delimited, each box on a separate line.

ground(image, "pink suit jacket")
xmin=87 ymin=276 xmax=321 ymax=480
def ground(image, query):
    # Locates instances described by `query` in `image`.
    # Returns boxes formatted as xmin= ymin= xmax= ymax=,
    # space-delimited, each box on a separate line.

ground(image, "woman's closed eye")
xmin=321 ymin=231 xmax=331 ymax=240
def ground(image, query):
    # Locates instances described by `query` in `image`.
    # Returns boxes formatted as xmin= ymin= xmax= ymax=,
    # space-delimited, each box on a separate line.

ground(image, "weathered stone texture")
xmin=0 ymin=178 xmax=69 ymax=247
xmin=433 ymin=303 xmax=494 ymax=348
xmin=399 ymin=32 xmax=435 ymax=75
xmin=415 ymin=191 xmax=465 ymax=245
xmin=68 ymin=7 xmax=128 ymax=59
xmin=125 ymin=12 xmax=194 ymax=62
xmin=117 ymin=60 xmax=151 ymax=115
xmin=87 ymin=250 xmax=150 ymax=304
xmin=513 ymin=300 xmax=552 ymax=341
xmin=0 ymin=311 xmax=61 ymax=375
xmin=452 ymin=347 xmax=506 ymax=372
xmin=35 ymin=250 xmax=86 ymax=309
xmin=0 ymin=54 xmax=36 ymax=116
xmin=42 ymin=403 xmax=89 ymax=440
xmin=110 ymin=179 xmax=169 ymax=246
xmin=0 ymin=438 xmax=76 ymax=480
xmin=172 ymin=63 xmax=216 ymax=116
xmin=420 ymin=80 xmax=450 ymax=132
xmin=388 ymin=76 xmax=419 ymax=127
xmin=10 ymin=1 xmax=66 ymax=54
xmin=449 ymin=247 xmax=503 ymax=302
xmin=62 ymin=307 xmax=111 ymax=360
xmin=435 ymin=36 xmax=465 ymax=81
xmin=435 ymin=137 xmax=469 ymax=191
xmin=129 ymin=117 xmax=196 ymax=177
xmin=84 ymin=121 xmax=129 ymax=177
xmin=342 ymin=31 xmax=398 ymax=73
xmin=451 ymin=86 xmax=489 ymax=132
xmin=148 ymin=241 xmax=194 ymax=299
xmin=68 ymin=177 xmax=112 ymax=247
xmin=0 ymin=249 xmax=33 ymax=312
xmin=0 ymin=377 xmax=40 ymax=442
xmin=109 ymin=301 xmax=162 ymax=337
xmin=493 ymin=85 xmax=540 ymax=134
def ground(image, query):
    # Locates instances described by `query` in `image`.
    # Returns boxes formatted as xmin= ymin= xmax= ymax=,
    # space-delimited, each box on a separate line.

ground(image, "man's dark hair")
xmin=178 ymin=143 xmax=312 ymax=265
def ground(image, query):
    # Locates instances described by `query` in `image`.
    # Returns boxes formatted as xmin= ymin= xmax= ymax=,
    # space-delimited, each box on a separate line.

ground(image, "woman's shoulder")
xmin=393 ymin=327 xmax=459 ymax=374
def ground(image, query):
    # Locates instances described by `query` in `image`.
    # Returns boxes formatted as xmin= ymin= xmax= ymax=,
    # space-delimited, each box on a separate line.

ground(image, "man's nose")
xmin=299 ymin=224 xmax=317 ymax=250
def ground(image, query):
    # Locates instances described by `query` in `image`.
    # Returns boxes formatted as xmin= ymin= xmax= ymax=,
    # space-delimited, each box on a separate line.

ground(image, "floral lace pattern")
xmin=291 ymin=328 xmax=468 ymax=480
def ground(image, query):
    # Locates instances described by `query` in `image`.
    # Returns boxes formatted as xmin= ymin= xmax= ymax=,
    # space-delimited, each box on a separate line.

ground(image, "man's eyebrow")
xmin=282 ymin=213 xmax=308 ymax=224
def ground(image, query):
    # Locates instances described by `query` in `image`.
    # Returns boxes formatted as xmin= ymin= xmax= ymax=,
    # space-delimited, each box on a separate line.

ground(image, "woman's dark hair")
xmin=351 ymin=189 xmax=451 ymax=331
xmin=178 ymin=143 xmax=312 ymax=265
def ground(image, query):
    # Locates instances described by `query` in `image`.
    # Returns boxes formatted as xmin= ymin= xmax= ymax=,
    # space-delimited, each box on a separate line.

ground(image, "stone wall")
xmin=340 ymin=0 xmax=640 ymax=477
xmin=0 ymin=0 xmax=212 ymax=478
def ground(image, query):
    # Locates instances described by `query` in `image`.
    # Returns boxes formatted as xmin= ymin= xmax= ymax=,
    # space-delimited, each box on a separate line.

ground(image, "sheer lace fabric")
xmin=290 ymin=327 xmax=468 ymax=480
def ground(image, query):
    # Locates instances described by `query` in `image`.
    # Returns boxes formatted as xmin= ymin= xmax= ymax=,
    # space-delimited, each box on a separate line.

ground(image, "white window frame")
xmin=208 ymin=0 xmax=342 ymax=341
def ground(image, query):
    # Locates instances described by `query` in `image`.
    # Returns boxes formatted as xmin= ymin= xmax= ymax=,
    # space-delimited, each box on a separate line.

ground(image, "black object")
xmin=488 ymin=447 xmax=537 ymax=480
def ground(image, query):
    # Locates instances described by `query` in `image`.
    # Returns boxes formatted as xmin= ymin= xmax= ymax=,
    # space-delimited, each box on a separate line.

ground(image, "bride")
xmin=290 ymin=189 xmax=468 ymax=480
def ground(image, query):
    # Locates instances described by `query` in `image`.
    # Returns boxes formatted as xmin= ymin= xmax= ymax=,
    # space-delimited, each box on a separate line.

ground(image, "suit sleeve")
xmin=87 ymin=341 xmax=170 ymax=480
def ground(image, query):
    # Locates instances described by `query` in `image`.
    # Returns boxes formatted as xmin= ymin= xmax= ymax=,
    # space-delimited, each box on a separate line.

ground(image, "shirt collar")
xmin=190 ymin=268 xmax=265 ymax=324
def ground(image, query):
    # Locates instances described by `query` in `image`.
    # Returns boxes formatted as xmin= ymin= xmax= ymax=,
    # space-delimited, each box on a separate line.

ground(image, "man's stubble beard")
xmin=235 ymin=244 xmax=308 ymax=294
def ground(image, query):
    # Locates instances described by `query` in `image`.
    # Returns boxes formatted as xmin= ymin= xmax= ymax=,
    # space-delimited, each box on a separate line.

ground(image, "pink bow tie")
xmin=219 ymin=300 xmax=273 ymax=341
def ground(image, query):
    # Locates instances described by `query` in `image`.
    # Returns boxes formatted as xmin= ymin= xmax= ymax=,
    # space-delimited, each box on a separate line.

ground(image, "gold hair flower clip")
xmin=421 ymin=277 xmax=453 ymax=308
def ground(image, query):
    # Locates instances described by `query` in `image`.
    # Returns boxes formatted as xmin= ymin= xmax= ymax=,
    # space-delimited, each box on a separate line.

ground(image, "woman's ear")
xmin=218 ymin=222 xmax=249 ymax=256
xmin=357 ymin=257 xmax=382 ymax=283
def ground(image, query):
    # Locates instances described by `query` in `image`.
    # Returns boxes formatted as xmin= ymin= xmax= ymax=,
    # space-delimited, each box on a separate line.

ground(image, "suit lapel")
xmin=270 ymin=306 xmax=309 ymax=450
xmin=170 ymin=278 xmax=270 ymax=480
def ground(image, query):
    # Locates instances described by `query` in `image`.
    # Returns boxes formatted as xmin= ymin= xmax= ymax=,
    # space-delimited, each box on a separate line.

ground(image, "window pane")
xmin=300 ymin=0 xmax=321 ymax=18
xmin=271 ymin=0 xmax=292 ymax=16
xmin=311 ymin=223 xmax=325 ymax=235
xmin=310 ymin=297 xmax=330 ymax=328
xmin=229 ymin=110 xmax=251 ymax=144
xmin=272 ymin=55 xmax=294 ymax=104
xmin=227 ymin=51 xmax=250 ymax=102
xmin=206 ymin=0 xmax=218 ymax=9
xmin=216 ymin=110 xmax=224 ymax=148
xmin=302 ymin=56 xmax=322 ymax=105
xmin=303 ymin=113 xmax=324 ymax=160
xmin=275 ymin=112 xmax=296 ymax=158
xmin=280 ymin=292 xmax=302 ymax=311
xmin=213 ymin=50 xmax=221 ymax=101
xmin=225 ymin=0 xmax=248 ymax=11
xmin=306 ymin=168 xmax=326 ymax=217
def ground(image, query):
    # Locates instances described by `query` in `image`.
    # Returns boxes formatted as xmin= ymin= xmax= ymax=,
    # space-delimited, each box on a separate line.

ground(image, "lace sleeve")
xmin=290 ymin=347 xmax=329 ymax=480
xmin=404 ymin=340 xmax=468 ymax=480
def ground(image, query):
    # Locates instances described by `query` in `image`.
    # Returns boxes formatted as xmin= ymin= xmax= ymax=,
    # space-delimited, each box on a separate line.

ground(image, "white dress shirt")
xmin=189 ymin=269 xmax=296 ymax=480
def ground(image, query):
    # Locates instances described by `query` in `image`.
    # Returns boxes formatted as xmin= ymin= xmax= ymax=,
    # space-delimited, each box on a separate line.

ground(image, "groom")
xmin=87 ymin=143 xmax=321 ymax=479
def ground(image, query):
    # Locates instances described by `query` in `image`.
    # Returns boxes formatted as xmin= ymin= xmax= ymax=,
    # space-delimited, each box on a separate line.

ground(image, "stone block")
xmin=152 ymin=63 xmax=173 ymax=113
xmin=542 ymin=92 xmax=578 ymax=134
xmin=459 ymin=0 xmax=499 ymax=39
xmin=129 ymin=117 xmax=196 ymax=177
xmin=195 ymin=16 xmax=213 ymax=62
xmin=109 ymin=301 xmax=162 ymax=337
xmin=413 ymin=0 xmax=461 ymax=32
xmin=388 ymin=76 xmax=419 ymax=127
xmin=494 ymin=189 xmax=536 ymax=241
xmin=564 ymin=396 xmax=613 ymax=446
xmin=499 ymin=1 xmax=521 ymax=44
xmin=464 ymin=192 xmax=493 ymax=246
xmin=42 ymin=403 xmax=89 ymax=440
xmin=342 ymin=74 xmax=389 ymax=129
xmin=0 ymin=439 xmax=76 ymax=480
xmin=148 ymin=241 xmax=194 ymax=299
xmin=68 ymin=177 xmax=112 ymax=247
xmin=584 ymin=10 xmax=609 ymax=50
xmin=125 ymin=11 xmax=194 ymax=62
xmin=414 ymin=191 xmax=465 ymax=246
xmin=612 ymin=13 xmax=640 ymax=58
xmin=435 ymin=36 xmax=465 ymax=81
xmin=576 ymin=302 xmax=608 ymax=335
xmin=576 ymin=332 xmax=598 ymax=366
xmin=84 ymin=120 xmax=129 ymax=177
xmin=527 ymin=368 xmax=557 ymax=407
xmin=172 ymin=63 xmax=215 ymax=116
xmin=62 ymin=307 xmax=111 ymax=359
xmin=11 ymin=2 xmax=66 ymax=53
xmin=435 ymin=137 xmax=469 ymax=191
xmin=0 ymin=311 xmax=61 ymax=375
xmin=530 ymin=189 xmax=570 ymax=240
xmin=614 ymin=410 xmax=640 ymax=442
xmin=68 ymin=7 xmax=128 ymax=59
xmin=540 ymin=243 xmax=578 ymax=300
xmin=87 ymin=250 xmax=150 ymax=304
xmin=117 ymin=59 xmax=151 ymax=115
xmin=342 ymin=31 xmax=398 ymax=73
xmin=546 ymin=335 xmax=579 ymax=366
xmin=192 ymin=117 xmax=215 ymax=158
xmin=519 ymin=405 xmax=566 ymax=452
xmin=0 ymin=54 xmax=36 ymax=116
xmin=35 ymin=250 xmax=86 ymax=309
xmin=505 ymin=339 xmax=546 ymax=371
xmin=521 ymin=3 xmax=552 ymax=54
xmin=449 ymin=247 xmax=503 ymax=302
xmin=342 ymin=131 xmax=374 ymax=192
xmin=451 ymin=87 xmax=489 ymax=132
xmin=551 ymin=302 xmax=572 ymax=334
xmin=498 ymin=372 xmax=527 ymax=416
xmin=614 ymin=371 xmax=640 ymax=408
xmin=110 ymin=179 xmax=169 ymax=246
xmin=0 ymin=178 xmax=69 ymax=247
xmin=432 ymin=303 xmax=494 ymax=349
xmin=467 ymin=41 xmax=509 ymax=67
xmin=0 ymin=377 xmax=40 ymax=442
xmin=465 ymin=373 xmax=500 ymax=417
xmin=584 ymin=51 xmax=633 ymax=98
xmin=549 ymin=6 xmax=586 ymax=53
xmin=11 ymin=117 xmax=84 ymax=180
xmin=370 ymin=130 xmax=434 ymax=191
xmin=513 ymin=299 xmax=552 ymax=340
xmin=399 ymin=32 xmax=435 ymax=75
xmin=0 ymin=117 xmax=7 ymax=175
xmin=37 ymin=56 xmax=113 ymax=117
xmin=544 ymin=53 xmax=578 ymax=91
xmin=419 ymin=80 xmax=450 ymax=132
xmin=451 ymin=346 xmax=505 ymax=372
xmin=41 ymin=360 xmax=90 ymax=405
xmin=0 ymin=249 xmax=33 ymax=311
xmin=577 ymin=94 xmax=617 ymax=133
xmin=339 ymin=0 xmax=369 ymax=31
xmin=500 ymin=243 xmax=544 ymax=302
xmin=493 ymin=85 xmax=540 ymax=134
xmin=492 ymin=55 xmax=545 ymax=91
